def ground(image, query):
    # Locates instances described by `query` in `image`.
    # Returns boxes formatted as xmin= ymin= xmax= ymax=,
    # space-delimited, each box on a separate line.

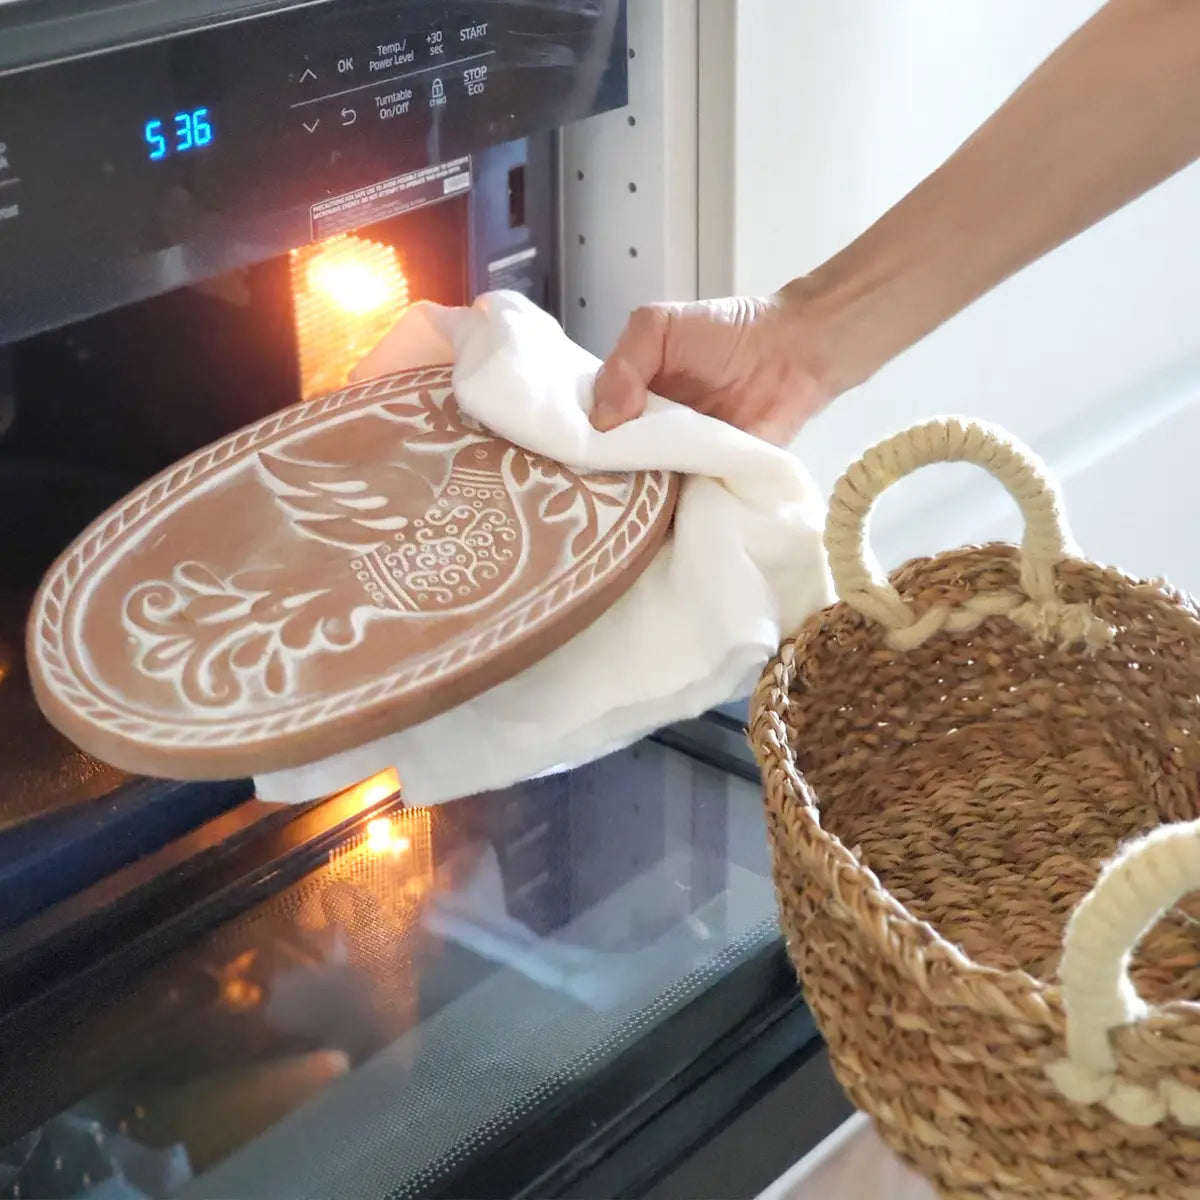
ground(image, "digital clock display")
xmin=143 ymin=108 xmax=213 ymax=161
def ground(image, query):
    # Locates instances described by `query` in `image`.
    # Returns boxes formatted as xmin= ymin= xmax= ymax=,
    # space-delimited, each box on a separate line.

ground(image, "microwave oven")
xmin=0 ymin=4 xmax=844 ymax=1196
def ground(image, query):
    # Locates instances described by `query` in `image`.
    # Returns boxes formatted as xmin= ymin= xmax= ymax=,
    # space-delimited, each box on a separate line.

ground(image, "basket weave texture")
xmin=750 ymin=419 xmax=1200 ymax=1199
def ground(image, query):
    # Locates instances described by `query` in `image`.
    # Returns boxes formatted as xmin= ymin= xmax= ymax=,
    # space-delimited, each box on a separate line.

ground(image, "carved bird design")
xmin=257 ymin=443 xmax=528 ymax=615
xmin=257 ymin=451 xmax=438 ymax=551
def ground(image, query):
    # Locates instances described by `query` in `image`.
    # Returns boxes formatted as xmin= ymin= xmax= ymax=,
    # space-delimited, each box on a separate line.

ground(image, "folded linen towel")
xmin=254 ymin=291 xmax=830 ymax=806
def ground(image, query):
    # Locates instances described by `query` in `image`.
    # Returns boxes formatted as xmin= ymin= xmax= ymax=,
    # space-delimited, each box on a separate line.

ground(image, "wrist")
xmin=775 ymin=177 xmax=989 ymax=398
xmin=773 ymin=272 xmax=887 ymax=400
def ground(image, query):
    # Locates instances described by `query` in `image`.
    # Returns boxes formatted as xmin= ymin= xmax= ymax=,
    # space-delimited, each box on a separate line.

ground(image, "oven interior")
xmin=0 ymin=129 xmax=555 ymax=926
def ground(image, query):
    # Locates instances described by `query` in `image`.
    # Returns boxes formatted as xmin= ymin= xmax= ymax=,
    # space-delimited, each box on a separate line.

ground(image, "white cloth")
xmin=254 ymin=291 xmax=830 ymax=806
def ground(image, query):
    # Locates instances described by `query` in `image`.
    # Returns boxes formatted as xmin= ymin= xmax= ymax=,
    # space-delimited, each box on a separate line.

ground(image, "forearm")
xmin=789 ymin=0 xmax=1200 ymax=394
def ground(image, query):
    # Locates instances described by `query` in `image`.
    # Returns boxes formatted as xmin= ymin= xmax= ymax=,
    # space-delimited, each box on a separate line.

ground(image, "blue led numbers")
xmin=144 ymin=108 xmax=214 ymax=161
xmin=174 ymin=111 xmax=194 ymax=152
xmin=192 ymin=108 xmax=213 ymax=147
xmin=144 ymin=119 xmax=167 ymax=161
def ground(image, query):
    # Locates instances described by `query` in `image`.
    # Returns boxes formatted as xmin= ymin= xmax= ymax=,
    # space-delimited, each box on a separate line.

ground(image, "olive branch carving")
xmin=511 ymin=456 xmax=629 ymax=556
xmin=123 ymin=562 xmax=355 ymax=710
xmin=379 ymin=388 xmax=486 ymax=449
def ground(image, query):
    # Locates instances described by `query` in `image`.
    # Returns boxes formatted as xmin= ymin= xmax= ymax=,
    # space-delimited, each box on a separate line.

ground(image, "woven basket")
xmin=750 ymin=417 xmax=1200 ymax=1199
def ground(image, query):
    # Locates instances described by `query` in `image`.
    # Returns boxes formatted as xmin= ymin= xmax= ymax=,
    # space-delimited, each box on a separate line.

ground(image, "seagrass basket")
xmin=750 ymin=417 xmax=1200 ymax=1199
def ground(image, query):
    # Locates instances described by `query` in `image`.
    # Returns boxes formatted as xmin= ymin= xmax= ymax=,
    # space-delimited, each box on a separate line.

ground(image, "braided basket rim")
xmin=749 ymin=543 xmax=1200 ymax=1036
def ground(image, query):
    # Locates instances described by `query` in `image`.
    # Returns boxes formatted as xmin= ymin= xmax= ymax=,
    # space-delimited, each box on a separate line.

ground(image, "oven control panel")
xmin=0 ymin=0 xmax=627 ymax=342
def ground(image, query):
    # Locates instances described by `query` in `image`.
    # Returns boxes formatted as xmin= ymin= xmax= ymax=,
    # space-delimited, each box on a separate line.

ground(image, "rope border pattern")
xmin=31 ymin=366 xmax=674 ymax=749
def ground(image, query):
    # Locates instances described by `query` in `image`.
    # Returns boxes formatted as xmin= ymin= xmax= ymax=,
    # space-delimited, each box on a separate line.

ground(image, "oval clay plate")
xmin=28 ymin=366 xmax=678 ymax=779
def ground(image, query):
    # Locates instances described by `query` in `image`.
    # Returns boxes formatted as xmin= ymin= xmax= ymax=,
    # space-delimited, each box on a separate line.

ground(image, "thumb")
xmin=590 ymin=306 xmax=671 ymax=431
xmin=591 ymin=359 xmax=648 ymax=431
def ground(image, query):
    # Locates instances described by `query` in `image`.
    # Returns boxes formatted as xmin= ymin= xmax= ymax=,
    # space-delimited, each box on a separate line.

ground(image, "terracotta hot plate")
xmin=28 ymin=366 xmax=678 ymax=780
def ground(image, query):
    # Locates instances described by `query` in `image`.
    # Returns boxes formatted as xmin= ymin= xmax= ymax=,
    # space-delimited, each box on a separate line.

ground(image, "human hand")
xmin=589 ymin=291 xmax=841 ymax=446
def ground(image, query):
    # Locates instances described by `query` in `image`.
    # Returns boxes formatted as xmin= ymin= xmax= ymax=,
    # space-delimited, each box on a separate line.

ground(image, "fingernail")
xmin=590 ymin=365 xmax=614 ymax=429
xmin=590 ymin=401 xmax=616 ymax=431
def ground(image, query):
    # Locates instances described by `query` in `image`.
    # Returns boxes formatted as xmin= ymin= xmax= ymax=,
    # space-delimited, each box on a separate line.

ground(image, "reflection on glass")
xmin=1 ymin=741 xmax=775 ymax=1200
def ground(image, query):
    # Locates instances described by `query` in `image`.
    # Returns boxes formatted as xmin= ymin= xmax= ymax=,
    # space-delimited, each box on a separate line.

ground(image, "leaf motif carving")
xmin=175 ymin=562 xmax=226 ymax=596
xmin=509 ymin=454 xmax=531 ymax=488
xmin=380 ymin=400 xmax=428 ymax=420
xmin=541 ymin=487 xmax=579 ymax=520
xmin=142 ymin=637 xmax=193 ymax=672
xmin=263 ymin=645 xmax=289 ymax=697
xmin=183 ymin=594 xmax=251 ymax=624
xmin=324 ymin=616 xmax=358 ymax=648
xmin=278 ymin=608 xmax=326 ymax=653
xmin=230 ymin=631 xmax=273 ymax=672
xmin=125 ymin=564 xmax=347 ymax=710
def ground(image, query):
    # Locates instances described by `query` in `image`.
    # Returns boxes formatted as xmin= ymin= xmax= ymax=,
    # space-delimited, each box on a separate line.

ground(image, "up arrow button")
xmin=299 ymin=67 xmax=317 ymax=83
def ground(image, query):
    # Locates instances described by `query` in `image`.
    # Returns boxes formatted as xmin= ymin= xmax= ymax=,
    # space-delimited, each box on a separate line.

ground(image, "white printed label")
xmin=370 ymin=41 xmax=415 ymax=72
xmin=487 ymin=245 xmax=539 ymax=294
xmin=310 ymin=157 xmax=471 ymax=240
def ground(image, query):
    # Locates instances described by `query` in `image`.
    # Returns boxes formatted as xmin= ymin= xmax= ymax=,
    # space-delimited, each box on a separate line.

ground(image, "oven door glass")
xmin=0 ymin=715 xmax=818 ymax=1200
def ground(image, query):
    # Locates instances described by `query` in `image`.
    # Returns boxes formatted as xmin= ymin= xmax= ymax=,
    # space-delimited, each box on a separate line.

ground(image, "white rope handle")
xmin=1047 ymin=819 xmax=1200 ymax=1127
xmin=825 ymin=417 xmax=1110 ymax=650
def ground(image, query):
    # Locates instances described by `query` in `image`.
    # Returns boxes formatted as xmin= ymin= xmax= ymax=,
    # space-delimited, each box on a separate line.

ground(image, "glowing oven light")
xmin=290 ymin=233 xmax=412 ymax=401
xmin=308 ymin=255 xmax=395 ymax=315
xmin=366 ymin=817 xmax=412 ymax=856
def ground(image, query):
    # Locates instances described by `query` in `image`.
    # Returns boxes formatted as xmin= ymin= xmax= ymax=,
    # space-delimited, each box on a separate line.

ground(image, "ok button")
xmin=337 ymin=56 xmax=355 ymax=74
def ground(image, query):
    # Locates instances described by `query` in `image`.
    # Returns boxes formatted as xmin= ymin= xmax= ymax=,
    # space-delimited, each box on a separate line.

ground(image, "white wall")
xmin=561 ymin=0 xmax=699 ymax=355
xmin=709 ymin=0 xmax=1200 ymax=572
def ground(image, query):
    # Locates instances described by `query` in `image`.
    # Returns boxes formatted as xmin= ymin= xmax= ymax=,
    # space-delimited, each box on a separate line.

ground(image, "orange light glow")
xmin=366 ymin=817 xmax=412 ymax=856
xmin=307 ymin=255 xmax=395 ymax=315
xmin=221 ymin=978 xmax=263 ymax=1010
xmin=336 ymin=765 xmax=402 ymax=809
xmin=290 ymin=233 xmax=412 ymax=401
xmin=326 ymin=801 xmax=434 ymax=923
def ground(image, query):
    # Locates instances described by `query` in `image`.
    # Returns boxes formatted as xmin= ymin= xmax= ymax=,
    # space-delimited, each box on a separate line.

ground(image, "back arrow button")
xmin=341 ymin=107 xmax=357 ymax=126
